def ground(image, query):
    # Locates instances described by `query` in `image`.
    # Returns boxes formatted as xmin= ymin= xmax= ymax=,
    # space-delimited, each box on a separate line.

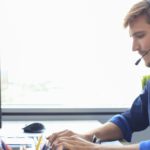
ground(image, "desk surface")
xmin=0 ymin=120 xmax=122 ymax=147
xmin=0 ymin=120 xmax=101 ymax=137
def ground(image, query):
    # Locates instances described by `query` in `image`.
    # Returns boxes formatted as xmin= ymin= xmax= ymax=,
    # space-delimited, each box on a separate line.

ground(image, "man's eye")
xmin=137 ymin=34 xmax=144 ymax=38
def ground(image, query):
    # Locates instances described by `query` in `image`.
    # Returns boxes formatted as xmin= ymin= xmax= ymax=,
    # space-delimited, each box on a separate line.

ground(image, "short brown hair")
xmin=124 ymin=0 xmax=150 ymax=28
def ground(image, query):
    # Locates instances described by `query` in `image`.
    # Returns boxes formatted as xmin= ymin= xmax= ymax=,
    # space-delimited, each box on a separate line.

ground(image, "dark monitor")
xmin=0 ymin=67 xmax=1 ymax=128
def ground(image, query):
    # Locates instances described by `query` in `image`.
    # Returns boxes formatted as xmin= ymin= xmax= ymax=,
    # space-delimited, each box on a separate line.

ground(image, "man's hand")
xmin=47 ymin=129 xmax=90 ymax=144
xmin=48 ymin=134 xmax=99 ymax=150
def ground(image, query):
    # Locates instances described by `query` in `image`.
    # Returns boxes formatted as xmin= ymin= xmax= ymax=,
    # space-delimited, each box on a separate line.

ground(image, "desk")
xmin=0 ymin=120 xmax=101 ymax=136
xmin=0 ymin=120 xmax=122 ymax=149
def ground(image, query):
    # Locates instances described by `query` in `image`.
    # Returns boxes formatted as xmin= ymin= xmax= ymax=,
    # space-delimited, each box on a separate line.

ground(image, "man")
xmin=47 ymin=0 xmax=150 ymax=149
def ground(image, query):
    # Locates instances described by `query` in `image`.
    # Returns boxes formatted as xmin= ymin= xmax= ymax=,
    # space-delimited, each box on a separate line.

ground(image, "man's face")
xmin=129 ymin=15 xmax=150 ymax=67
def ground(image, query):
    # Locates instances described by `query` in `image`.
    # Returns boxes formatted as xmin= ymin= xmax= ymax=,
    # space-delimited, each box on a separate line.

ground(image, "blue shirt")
xmin=110 ymin=80 xmax=150 ymax=150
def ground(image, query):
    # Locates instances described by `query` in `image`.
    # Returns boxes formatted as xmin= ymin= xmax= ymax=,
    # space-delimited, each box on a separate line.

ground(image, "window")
xmin=0 ymin=0 xmax=149 ymax=110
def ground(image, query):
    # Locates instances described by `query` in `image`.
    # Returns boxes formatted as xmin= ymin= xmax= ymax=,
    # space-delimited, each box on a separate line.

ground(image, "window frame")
xmin=2 ymin=107 xmax=127 ymax=121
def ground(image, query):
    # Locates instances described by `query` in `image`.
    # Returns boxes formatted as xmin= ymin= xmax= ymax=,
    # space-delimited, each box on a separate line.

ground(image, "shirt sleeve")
xmin=140 ymin=140 xmax=150 ymax=150
xmin=122 ymin=82 xmax=149 ymax=132
xmin=109 ymin=81 xmax=150 ymax=142
xmin=109 ymin=114 xmax=132 ymax=142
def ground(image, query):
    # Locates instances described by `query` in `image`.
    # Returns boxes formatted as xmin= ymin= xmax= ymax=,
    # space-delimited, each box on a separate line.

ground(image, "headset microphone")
xmin=135 ymin=49 xmax=150 ymax=65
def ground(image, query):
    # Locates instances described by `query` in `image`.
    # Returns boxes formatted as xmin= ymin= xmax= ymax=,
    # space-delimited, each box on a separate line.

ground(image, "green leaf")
xmin=141 ymin=75 xmax=150 ymax=89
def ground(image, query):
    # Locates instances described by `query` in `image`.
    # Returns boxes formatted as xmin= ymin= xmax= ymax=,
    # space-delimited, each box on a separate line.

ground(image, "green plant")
xmin=141 ymin=75 xmax=150 ymax=89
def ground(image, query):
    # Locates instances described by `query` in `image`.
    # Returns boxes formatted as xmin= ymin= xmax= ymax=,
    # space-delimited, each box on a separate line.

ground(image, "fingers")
xmin=55 ymin=143 xmax=71 ymax=150
xmin=51 ymin=136 xmax=96 ymax=150
xmin=47 ymin=129 xmax=75 ymax=145
xmin=54 ymin=144 xmax=64 ymax=150
xmin=46 ymin=130 xmax=92 ymax=150
xmin=51 ymin=137 xmax=76 ymax=150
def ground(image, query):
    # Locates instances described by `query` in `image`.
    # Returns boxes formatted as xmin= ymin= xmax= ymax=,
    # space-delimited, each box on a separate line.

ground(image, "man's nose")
xmin=132 ymin=40 xmax=140 ymax=52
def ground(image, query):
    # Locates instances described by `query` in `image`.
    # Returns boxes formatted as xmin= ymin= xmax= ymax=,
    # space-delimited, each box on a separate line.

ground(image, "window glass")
xmin=1 ymin=0 xmax=149 ymax=108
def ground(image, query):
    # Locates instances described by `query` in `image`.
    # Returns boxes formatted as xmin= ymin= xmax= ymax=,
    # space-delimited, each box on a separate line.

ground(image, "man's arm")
xmin=84 ymin=122 xmax=124 ymax=142
xmin=50 ymin=134 xmax=140 ymax=150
